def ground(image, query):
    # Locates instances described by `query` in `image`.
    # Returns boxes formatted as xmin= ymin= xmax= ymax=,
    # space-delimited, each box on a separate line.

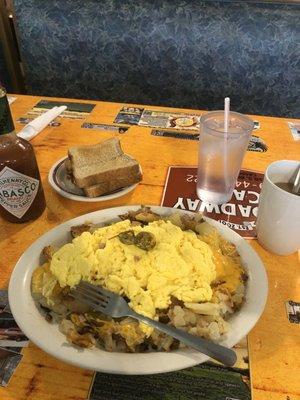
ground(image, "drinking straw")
xmin=223 ymin=97 xmax=230 ymax=191
xmin=224 ymin=97 xmax=230 ymax=134
xmin=292 ymin=164 xmax=300 ymax=194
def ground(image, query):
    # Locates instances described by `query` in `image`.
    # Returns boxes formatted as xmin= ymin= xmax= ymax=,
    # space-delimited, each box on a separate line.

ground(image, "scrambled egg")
xmin=49 ymin=220 xmax=216 ymax=334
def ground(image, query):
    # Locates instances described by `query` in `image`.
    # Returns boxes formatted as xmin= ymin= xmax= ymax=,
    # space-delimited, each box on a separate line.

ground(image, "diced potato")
xmin=184 ymin=302 xmax=220 ymax=316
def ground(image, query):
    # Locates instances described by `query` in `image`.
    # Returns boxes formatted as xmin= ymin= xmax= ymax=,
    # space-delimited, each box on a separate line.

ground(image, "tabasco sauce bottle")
xmin=0 ymin=86 xmax=46 ymax=223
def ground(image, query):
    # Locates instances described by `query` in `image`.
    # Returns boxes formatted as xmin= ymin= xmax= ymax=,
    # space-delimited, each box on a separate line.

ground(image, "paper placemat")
xmin=114 ymin=107 xmax=201 ymax=131
xmin=114 ymin=106 xmax=261 ymax=135
xmin=18 ymin=99 xmax=96 ymax=126
xmin=161 ymin=166 xmax=264 ymax=238
xmin=0 ymin=290 xmax=27 ymax=386
xmin=88 ymin=337 xmax=251 ymax=400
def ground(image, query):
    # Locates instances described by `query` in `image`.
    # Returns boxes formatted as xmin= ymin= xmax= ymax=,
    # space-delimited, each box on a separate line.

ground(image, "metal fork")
xmin=70 ymin=281 xmax=237 ymax=366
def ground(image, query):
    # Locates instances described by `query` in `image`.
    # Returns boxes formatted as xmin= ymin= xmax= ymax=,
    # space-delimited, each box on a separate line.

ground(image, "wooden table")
xmin=1 ymin=94 xmax=299 ymax=400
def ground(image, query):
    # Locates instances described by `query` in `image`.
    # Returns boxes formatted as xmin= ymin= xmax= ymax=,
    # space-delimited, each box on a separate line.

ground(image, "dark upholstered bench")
xmin=12 ymin=0 xmax=299 ymax=117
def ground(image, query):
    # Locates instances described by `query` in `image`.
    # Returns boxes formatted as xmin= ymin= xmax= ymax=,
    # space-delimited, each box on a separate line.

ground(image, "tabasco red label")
xmin=0 ymin=166 xmax=39 ymax=219
xmin=161 ymin=166 xmax=264 ymax=239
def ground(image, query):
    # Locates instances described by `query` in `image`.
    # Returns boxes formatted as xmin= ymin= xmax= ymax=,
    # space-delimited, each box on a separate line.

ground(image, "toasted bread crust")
xmin=66 ymin=138 xmax=141 ymax=196
xmin=73 ymin=155 xmax=140 ymax=188
xmin=83 ymin=171 xmax=142 ymax=197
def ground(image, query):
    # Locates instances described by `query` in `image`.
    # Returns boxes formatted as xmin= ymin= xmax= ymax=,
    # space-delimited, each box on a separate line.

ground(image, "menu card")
xmin=161 ymin=166 xmax=264 ymax=239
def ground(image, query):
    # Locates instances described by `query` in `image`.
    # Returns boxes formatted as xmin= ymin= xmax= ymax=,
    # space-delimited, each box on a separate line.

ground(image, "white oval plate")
xmin=48 ymin=157 xmax=140 ymax=202
xmin=8 ymin=206 xmax=268 ymax=375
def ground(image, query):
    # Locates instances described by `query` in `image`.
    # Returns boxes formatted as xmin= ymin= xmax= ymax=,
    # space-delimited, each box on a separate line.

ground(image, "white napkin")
xmin=17 ymin=105 xmax=67 ymax=140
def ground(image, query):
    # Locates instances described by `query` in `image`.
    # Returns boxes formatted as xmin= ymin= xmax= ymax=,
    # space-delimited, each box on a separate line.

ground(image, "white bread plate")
xmin=48 ymin=157 xmax=142 ymax=202
xmin=8 ymin=206 xmax=268 ymax=375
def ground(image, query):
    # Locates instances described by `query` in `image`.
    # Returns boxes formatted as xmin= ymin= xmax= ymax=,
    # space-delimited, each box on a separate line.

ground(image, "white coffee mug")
xmin=256 ymin=160 xmax=300 ymax=255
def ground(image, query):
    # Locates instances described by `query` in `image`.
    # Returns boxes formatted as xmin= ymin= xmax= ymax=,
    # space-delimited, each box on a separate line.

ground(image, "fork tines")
xmin=71 ymin=281 xmax=110 ymax=311
xmin=78 ymin=281 xmax=111 ymax=298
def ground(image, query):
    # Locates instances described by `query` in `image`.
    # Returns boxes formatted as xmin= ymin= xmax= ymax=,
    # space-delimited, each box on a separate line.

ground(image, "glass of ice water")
xmin=197 ymin=111 xmax=254 ymax=204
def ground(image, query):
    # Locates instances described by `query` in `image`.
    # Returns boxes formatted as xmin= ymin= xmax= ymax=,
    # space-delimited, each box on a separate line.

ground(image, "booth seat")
xmin=12 ymin=0 xmax=299 ymax=117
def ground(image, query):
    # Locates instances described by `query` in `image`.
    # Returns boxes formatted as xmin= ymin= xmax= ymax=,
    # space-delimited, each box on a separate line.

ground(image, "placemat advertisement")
xmin=18 ymin=99 xmax=96 ymax=126
xmin=81 ymin=122 xmax=129 ymax=133
xmin=114 ymin=107 xmax=201 ymax=131
xmin=0 ymin=290 xmax=27 ymax=386
xmin=151 ymin=130 xmax=267 ymax=152
xmin=287 ymin=122 xmax=300 ymax=141
xmin=114 ymin=106 xmax=260 ymax=134
xmin=161 ymin=166 xmax=264 ymax=239
xmin=88 ymin=337 xmax=251 ymax=400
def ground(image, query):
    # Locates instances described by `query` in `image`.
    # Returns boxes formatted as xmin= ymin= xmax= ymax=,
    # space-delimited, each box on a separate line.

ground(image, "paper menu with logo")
xmin=161 ymin=166 xmax=264 ymax=238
